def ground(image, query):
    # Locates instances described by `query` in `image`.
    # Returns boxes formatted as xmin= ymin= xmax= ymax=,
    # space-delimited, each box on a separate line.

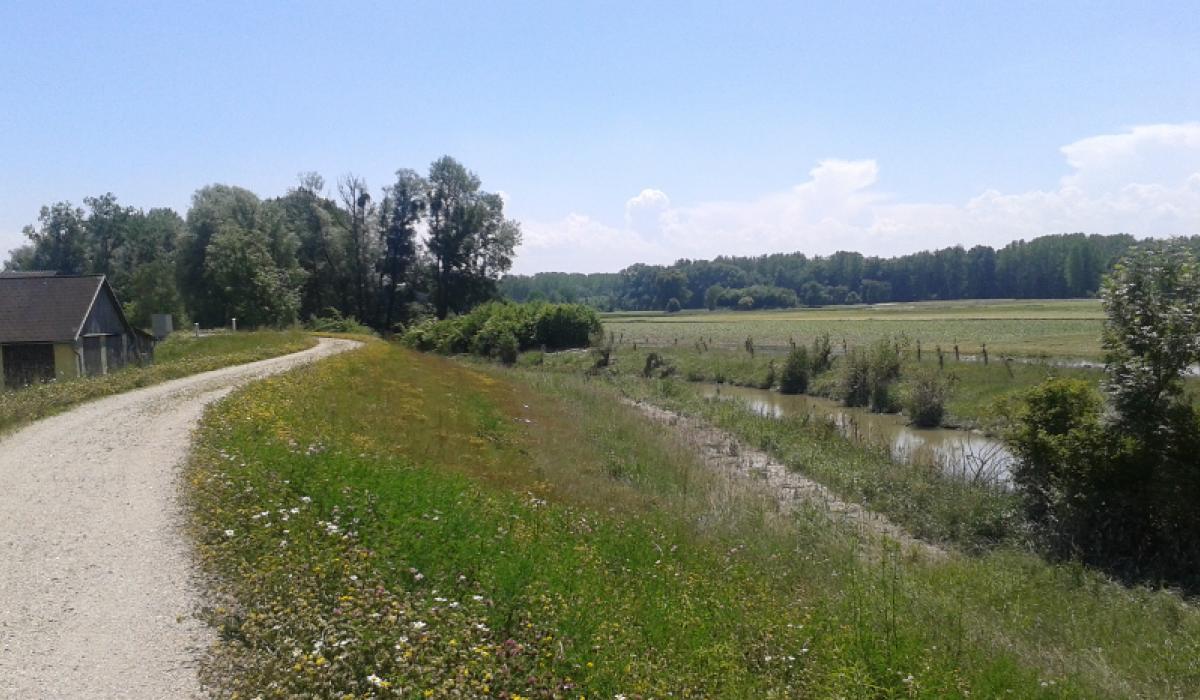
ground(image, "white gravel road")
xmin=0 ymin=337 xmax=358 ymax=699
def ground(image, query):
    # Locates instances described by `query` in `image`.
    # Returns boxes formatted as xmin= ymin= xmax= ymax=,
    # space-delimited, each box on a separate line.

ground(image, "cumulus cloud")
xmin=1061 ymin=123 xmax=1200 ymax=193
xmin=517 ymin=212 xmax=672 ymax=274
xmin=624 ymin=188 xmax=671 ymax=234
xmin=511 ymin=123 xmax=1200 ymax=273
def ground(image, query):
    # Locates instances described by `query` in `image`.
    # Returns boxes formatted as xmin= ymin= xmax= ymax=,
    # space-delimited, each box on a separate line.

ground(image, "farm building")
xmin=0 ymin=273 xmax=151 ymax=389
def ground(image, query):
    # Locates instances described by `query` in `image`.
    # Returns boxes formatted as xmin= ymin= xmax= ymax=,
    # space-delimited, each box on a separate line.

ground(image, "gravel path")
xmin=0 ymin=338 xmax=359 ymax=699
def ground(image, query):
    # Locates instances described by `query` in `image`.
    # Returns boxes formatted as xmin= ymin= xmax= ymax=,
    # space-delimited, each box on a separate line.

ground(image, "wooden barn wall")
xmin=79 ymin=289 xmax=128 ymax=337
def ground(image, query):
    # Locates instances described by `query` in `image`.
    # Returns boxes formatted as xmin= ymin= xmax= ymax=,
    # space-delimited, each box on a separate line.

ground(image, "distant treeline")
xmin=2 ymin=157 xmax=519 ymax=330
xmin=502 ymin=233 xmax=1197 ymax=310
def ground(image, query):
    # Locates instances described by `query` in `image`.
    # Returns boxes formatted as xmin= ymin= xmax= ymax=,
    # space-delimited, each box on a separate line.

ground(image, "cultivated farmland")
xmin=602 ymin=299 xmax=1106 ymax=359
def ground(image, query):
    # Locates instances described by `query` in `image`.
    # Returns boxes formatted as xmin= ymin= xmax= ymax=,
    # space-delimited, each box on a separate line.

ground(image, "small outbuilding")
xmin=0 ymin=273 xmax=150 ymax=389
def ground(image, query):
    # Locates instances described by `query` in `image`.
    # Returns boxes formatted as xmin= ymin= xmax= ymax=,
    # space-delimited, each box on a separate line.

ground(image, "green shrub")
xmin=305 ymin=308 xmax=374 ymax=335
xmin=810 ymin=333 xmax=833 ymax=375
xmin=401 ymin=302 xmax=601 ymax=359
xmin=900 ymin=368 xmax=952 ymax=427
xmin=760 ymin=360 xmax=776 ymax=390
xmin=1002 ymin=243 xmax=1200 ymax=590
xmin=839 ymin=348 xmax=870 ymax=407
xmin=839 ymin=339 xmax=901 ymax=411
xmin=665 ymin=297 xmax=681 ymax=313
xmin=736 ymin=295 xmax=755 ymax=310
xmin=495 ymin=331 xmax=519 ymax=365
xmin=779 ymin=347 xmax=809 ymax=394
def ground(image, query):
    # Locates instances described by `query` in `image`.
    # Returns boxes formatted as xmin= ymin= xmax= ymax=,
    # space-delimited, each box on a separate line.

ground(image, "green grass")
xmin=187 ymin=340 xmax=1200 ymax=698
xmin=0 ymin=329 xmax=315 ymax=435
xmin=604 ymin=299 xmax=1106 ymax=360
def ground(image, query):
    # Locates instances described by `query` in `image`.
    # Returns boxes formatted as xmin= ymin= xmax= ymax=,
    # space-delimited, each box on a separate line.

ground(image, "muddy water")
xmin=699 ymin=384 xmax=1014 ymax=483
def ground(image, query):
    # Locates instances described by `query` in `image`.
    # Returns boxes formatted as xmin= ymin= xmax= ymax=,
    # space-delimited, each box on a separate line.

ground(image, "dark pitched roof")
xmin=0 ymin=275 xmax=107 ymax=343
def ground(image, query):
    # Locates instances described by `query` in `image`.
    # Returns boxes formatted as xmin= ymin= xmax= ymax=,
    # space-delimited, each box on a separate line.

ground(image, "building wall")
xmin=80 ymin=286 xmax=137 ymax=372
xmin=54 ymin=343 xmax=80 ymax=380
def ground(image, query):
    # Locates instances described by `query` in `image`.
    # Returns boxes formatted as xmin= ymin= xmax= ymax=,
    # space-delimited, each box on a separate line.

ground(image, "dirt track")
xmin=627 ymin=398 xmax=944 ymax=559
xmin=0 ymin=338 xmax=358 ymax=699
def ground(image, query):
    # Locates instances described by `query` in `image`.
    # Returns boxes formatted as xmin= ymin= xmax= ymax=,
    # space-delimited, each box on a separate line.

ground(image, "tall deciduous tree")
xmin=21 ymin=202 xmax=88 ymax=274
xmin=426 ymin=156 xmax=520 ymax=319
xmin=280 ymin=174 xmax=352 ymax=320
xmin=181 ymin=184 xmax=305 ymax=327
xmin=379 ymin=169 xmax=426 ymax=329
xmin=338 ymin=174 xmax=374 ymax=321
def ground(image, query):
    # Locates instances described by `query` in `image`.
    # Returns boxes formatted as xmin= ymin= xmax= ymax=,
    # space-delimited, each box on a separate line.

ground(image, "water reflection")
xmin=699 ymin=384 xmax=1014 ymax=484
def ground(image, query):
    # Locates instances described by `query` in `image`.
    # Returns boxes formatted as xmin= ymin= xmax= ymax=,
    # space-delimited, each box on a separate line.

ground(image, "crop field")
xmin=602 ymin=299 xmax=1106 ymax=359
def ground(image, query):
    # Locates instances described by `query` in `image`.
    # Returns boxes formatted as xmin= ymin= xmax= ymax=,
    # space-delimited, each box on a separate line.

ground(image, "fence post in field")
xmin=982 ymin=343 xmax=989 ymax=365
xmin=232 ymin=317 xmax=237 ymax=332
xmin=917 ymin=339 xmax=922 ymax=361
xmin=937 ymin=345 xmax=944 ymax=370
xmin=954 ymin=340 xmax=960 ymax=361
xmin=194 ymin=323 xmax=200 ymax=338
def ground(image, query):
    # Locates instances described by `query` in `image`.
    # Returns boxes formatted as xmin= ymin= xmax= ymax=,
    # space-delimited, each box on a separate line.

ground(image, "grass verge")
xmin=187 ymin=341 xmax=1199 ymax=698
xmin=0 ymin=329 xmax=316 ymax=435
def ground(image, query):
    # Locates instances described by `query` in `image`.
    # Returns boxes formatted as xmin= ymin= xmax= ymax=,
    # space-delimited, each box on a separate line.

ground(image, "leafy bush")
xmin=711 ymin=285 xmax=798 ymax=310
xmin=305 ymin=308 xmax=374 ymax=335
xmin=839 ymin=348 xmax=870 ymax=407
xmin=495 ymin=331 xmax=519 ymax=365
xmin=665 ymin=297 xmax=681 ymax=313
xmin=900 ymin=368 xmax=952 ymax=427
xmin=810 ymin=333 xmax=833 ymax=374
xmin=779 ymin=347 xmax=809 ymax=394
xmin=839 ymin=339 xmax=901 ymax=412
xmin=761 ymin=360 xmax=776 ymax=390
xmin=402 ymin=302 xmax=601 ymax=359
xmin=1005 ymin=242 xmax=1200 ymax=589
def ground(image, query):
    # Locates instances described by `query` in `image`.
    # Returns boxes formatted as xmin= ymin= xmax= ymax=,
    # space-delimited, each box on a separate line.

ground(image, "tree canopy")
xmin=2 ymin=157 xmax=521 ymax=330
xmin=502 ymin=233 xmax=1162 ymax=310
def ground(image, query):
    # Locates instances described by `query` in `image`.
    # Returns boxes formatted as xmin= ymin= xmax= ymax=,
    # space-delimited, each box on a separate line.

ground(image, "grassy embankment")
xmin=0 ymin=330 xmax=315 ymax=435
xmin=187 ymin=340 xmax=1199 ymax=698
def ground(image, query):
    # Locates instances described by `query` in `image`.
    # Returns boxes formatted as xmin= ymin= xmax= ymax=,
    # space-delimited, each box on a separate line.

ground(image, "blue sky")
xmin=2 ymin=1 xmax=1198 ymax=272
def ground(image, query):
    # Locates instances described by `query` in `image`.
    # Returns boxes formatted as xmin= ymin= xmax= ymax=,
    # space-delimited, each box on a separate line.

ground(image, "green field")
xmin=603 ymin=299 xmax=1106 ymax=360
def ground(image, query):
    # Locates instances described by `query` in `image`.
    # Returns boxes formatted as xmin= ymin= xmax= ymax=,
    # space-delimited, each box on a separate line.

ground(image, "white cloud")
xmin=624 ymin=188 xmax=671 ymax=234
xmin=517 ymin=212 xmax=671 ymax=274
xmin=512 ymin=123 xmax=1200 ymax=272
xmin=1061 ymin=123 xmax=1200 ymax=193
